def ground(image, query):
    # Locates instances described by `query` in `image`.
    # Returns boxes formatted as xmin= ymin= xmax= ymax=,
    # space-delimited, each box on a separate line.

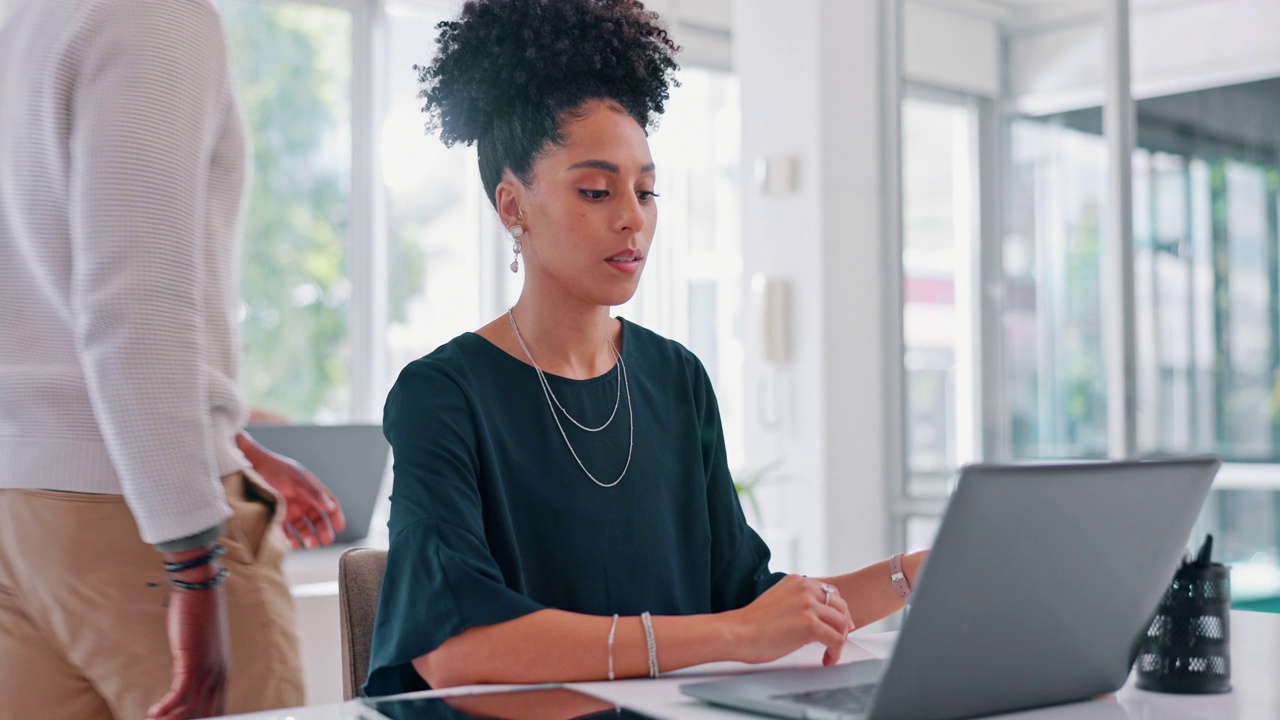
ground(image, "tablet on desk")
xmin=358 ymin=686 xmax=659 ymax=720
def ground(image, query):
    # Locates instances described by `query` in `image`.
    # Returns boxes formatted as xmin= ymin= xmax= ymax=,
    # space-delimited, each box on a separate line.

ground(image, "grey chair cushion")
xmin=338 ymin=546 xmax=388 ymax=700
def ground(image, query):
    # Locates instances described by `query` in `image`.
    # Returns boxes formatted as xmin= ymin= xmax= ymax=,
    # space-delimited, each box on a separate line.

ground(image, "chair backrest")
xmin=338 ymin=546 xmax=388 ymax=700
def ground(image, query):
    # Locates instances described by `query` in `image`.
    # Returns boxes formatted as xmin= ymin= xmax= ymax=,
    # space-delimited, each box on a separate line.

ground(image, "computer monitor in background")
xmin=244 ymin=423 xmax=390 ymax=545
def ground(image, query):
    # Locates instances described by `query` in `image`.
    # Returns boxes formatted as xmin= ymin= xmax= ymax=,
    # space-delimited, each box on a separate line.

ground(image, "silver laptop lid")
xmin=244 ymin=423 xmax=390 ymax=544
xmin=679 ymin=456 xmax=1220 ymax=720
xmin=868 ymin=456 xmax=1220 ymax=720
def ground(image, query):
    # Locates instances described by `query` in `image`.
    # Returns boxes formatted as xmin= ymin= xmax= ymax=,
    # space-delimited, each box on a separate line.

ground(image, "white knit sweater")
xmin=0 ymin=0 xmax=249 ymax=544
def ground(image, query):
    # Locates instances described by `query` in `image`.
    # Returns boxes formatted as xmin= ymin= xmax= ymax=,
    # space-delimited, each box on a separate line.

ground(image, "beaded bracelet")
xmin=163 ymin=544 xmax=226 ymax=574
xmin=640 ymin=611 xmax=659 ymax=678
xmin=170 ymin=567 xmax=229 ymax=591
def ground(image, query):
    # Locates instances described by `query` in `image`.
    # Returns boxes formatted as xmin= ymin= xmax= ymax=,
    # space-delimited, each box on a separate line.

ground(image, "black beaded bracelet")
xmin=170 ymin=567 xmax=229 ymax=591
xmin=162 ymin=544 xmax=225 ymax=574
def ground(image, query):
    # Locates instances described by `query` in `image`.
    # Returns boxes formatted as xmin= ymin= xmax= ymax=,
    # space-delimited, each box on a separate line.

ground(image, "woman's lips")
xmin=605 ymin=256 xmax=643 ymax=274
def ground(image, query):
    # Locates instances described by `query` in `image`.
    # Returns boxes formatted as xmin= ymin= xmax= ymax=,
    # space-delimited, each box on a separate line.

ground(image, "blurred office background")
xmin=4 ymin=0 xmax=1278 ymax=699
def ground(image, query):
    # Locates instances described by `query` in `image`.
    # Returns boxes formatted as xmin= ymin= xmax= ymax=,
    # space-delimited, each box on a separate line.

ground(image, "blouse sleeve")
xmin=694 ymin=360 xmax=787 ymax=611
xmin=364 ymin=360 xmax=545 ymax=696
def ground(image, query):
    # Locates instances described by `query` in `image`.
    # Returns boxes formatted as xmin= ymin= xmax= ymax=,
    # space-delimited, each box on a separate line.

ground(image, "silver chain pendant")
xmin=507 ymin=309 xmax=634 ymax=488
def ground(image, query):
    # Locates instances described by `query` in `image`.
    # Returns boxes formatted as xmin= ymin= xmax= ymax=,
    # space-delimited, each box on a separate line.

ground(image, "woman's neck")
xmin=507 ymin=296 xmax=619 ymax=380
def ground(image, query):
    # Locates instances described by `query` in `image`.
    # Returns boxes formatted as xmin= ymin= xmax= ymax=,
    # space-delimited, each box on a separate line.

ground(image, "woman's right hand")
xmin=724 ymin=574 xmax=854 ymax=667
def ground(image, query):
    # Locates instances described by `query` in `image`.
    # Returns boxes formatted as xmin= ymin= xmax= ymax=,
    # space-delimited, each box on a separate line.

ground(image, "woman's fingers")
xmin=734 ymin=574 xmax=857 ymax=666
xmin=815 ymin=601 xmax=851 ymax=642
xmin=821 ymin=594 xmax=852 ymax=634
xmin=808 ymin=580 xmax=852 ymax=665
xmin=810 ymin=580 xmax=852 ymax=635
xmin=811 ymin=606 xmax=849 ymax=665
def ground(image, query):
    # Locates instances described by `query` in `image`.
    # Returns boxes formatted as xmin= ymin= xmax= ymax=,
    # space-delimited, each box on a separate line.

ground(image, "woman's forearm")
xmin=414 ymin=608 xmax=742 ymax=688
xmin=820 ymin=550 xmax=927 ymax=629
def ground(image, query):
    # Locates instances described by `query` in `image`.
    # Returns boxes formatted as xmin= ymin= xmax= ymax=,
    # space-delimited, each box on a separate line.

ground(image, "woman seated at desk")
xmin=366 ymin=0 xmax=927 ymax=695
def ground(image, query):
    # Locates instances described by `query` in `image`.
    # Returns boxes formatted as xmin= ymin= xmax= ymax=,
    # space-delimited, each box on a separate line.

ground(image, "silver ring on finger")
xmin=821 ymin=583 xmax=835 ymax=605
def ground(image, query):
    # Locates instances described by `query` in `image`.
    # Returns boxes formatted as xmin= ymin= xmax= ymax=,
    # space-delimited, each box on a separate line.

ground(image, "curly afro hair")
xmin=416 ymin=0 xmax=680 ymax=206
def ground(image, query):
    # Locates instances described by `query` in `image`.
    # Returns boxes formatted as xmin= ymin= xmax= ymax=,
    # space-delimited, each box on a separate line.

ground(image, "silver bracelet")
xmin=607 ymin=613 xmax=619 ymax=681
xmin=640 ymin=611 xmax=659 ymax=678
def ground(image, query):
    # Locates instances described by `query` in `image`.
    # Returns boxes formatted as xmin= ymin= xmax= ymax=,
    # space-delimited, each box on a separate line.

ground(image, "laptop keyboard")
xmin=772 ymin=683 xmax=878 ymax=713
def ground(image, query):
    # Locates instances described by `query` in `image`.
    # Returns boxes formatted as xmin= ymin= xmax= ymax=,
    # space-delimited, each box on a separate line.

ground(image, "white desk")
xmin=223 ymin=609 xmax=1280 ymax=720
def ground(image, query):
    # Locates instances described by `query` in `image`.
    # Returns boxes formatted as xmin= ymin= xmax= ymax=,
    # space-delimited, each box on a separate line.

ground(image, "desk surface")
xmin=223 ymin=609 xmax=1279 ymax=720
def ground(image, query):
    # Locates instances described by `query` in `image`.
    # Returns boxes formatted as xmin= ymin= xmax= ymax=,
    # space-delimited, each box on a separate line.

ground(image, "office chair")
xmin=338 ymin=546 xmax=388 ymax=700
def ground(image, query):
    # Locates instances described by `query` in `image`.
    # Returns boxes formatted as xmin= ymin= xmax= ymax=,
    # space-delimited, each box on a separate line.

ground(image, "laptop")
xmin=244 ymin=423 xmax=390 ymax=544
xmin=681 ymin=456 xmax=1221 ymax=720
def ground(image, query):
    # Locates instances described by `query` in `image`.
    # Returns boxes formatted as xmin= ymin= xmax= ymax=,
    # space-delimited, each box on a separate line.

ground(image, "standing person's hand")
xmin=724 ymin=574 xmax=854 ymax=667
xmin=236 ymin=432 xmax=346 ymax=549
xmin=148 ymin=547 xmax=230 ymax=720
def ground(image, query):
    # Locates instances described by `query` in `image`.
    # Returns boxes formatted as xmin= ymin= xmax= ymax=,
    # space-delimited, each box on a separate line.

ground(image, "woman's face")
xmin=504 ymin=99 xmax=658 ymax=309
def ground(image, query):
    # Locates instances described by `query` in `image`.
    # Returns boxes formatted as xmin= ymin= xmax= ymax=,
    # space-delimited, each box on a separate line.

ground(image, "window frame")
xmin=890 ymin=84 xmax=989 ymax=551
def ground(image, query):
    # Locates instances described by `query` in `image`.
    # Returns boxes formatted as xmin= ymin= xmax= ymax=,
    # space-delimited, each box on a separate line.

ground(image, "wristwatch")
xmin=889 ymin=552 xmax=913 ymax=605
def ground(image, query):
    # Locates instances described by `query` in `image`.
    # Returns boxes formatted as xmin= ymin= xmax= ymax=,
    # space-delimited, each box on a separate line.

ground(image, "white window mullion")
xmin=882 ymin=0 xmax=908 ymax=555
xmin=350 ymin=0 xmax=389 ymax=423
xmin=977 ymin=96 xmax=1007 ymax=462
xmin=1102 ymin=0 xmax=1139 ymax=458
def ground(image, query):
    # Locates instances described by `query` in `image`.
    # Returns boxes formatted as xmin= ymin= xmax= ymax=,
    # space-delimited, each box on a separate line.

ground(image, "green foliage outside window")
xmin=1062 ymin=208 xmax=1104 ymax=445
xmin=217 ymin=1 xmax=353 ymax=422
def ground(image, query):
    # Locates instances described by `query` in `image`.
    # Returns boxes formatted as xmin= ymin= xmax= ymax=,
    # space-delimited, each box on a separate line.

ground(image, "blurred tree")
xmin=217 ymin=1 xmax=352 ymax=422
xmin=1063 ymin=205 xmax=1105 ymax=451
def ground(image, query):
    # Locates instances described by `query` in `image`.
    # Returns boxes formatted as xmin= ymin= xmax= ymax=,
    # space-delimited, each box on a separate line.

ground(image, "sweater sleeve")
xmin=67 ymin=0 xmax=235 ymax=544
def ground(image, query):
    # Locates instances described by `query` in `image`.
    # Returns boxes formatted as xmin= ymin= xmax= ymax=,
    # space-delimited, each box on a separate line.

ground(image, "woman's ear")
xmin=494 ymin=174 xmax=524 ymax=229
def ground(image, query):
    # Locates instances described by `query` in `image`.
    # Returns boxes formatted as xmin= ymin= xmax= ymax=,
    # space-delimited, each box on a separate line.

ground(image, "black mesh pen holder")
xmin=1135 ymin=562 xmax=1231 ymax=693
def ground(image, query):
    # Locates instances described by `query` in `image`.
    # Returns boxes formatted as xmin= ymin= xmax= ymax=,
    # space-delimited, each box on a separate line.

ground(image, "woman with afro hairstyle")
xmin=366 ymin=0 xmax=927 ymax=695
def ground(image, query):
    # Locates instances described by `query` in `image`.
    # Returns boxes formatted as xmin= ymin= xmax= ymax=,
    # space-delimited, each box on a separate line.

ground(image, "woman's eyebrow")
xmin=566 ymin=159 xmax=657 ymax=174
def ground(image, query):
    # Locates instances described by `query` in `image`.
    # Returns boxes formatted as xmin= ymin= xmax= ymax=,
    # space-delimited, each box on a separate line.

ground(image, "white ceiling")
xmin=667 ymin=0 xmax=1203 ymax=37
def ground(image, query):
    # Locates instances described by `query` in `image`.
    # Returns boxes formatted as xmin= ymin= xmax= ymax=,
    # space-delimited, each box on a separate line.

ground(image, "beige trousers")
xmin=0 ymin=471 xmax=304 ymax=720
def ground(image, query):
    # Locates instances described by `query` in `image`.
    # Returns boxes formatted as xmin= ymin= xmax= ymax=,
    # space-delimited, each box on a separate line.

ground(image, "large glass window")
xmin=382 ymin=4 xmax=485 ymax=401
xmin=218 ymin=1 xmax=354 ymax=422
xmin=641 ymin=68 xmax=746 ymax=464
xmin=1003 ymin=111 xmax=1109 ymax=460
xmin=1130 ymin=80 xmax=1280 ymax=607
xmin=892 ymin=1 xmax=1280 ymax=611
xmin=901 ymin=94 xmax=977 ymax=499
xmin=1004 ymin=77 xmax=1280 ymax=607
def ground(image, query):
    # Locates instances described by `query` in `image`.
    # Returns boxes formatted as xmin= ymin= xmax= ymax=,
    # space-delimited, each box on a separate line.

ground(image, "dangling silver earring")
xmin=508 ymin=224 xmax=524 ymax=273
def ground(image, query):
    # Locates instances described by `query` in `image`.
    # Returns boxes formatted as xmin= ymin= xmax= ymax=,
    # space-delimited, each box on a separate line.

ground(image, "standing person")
xmin=0 ymin=0 xmax=346 ymax=718
xmin=366 ymin=0 xmax=927 ymax=696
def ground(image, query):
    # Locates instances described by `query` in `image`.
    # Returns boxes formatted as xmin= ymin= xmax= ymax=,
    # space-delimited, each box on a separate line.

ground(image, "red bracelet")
xmin=889 ymin=552 xmax=913 ymax=605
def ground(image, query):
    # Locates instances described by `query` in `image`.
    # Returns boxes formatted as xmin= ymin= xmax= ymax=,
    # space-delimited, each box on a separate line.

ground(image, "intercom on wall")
xmin=751 ymin=273 xmax=791 ymax=365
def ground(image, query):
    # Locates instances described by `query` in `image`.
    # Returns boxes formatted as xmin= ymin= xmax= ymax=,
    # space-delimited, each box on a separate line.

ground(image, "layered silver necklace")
xmin=507 ymin=309 xmax=634 ymax=488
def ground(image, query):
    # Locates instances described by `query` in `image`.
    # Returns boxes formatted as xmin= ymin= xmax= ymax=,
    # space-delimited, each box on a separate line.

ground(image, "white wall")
xmin=1009 ymin=0 xmax=1280 ymax=115
xmin=1131 ymin=0 xmax=1280 ymax=99
xmin=643 ymin=0 xmax=733 ymax=70
xmin=904 ymin=1 xmax=1002 ymax=97
xmin=735 ymin=0 xmax=889 ymax=576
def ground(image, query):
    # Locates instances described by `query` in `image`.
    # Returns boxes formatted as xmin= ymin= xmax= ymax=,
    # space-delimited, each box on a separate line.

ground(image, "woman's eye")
xmin=580 ymin=189 xmax=609 ymax=200
xmin=638 ymin=191 xmax=660 ymax=201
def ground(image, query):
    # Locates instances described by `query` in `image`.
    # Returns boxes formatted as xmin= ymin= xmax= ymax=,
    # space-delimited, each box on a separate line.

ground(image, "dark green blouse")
xmin=365 ymin=318 xmax=783 ymax=696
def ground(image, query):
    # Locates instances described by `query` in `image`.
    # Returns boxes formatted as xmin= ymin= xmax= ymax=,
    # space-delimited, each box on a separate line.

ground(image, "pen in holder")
xmin=1135 ymin=534 xmax=1231 ymax=694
